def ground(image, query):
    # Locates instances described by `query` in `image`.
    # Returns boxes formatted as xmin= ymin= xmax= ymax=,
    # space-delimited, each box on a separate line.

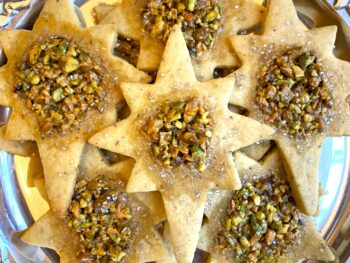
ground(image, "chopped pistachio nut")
xmin=215 ymin=173 xmax=302 ymax=262
xmin=15 ymin=37 xmax=106 ymax=138
xmin=143 ymin=98 xmax=212 ymax=172
xmin=114 ymin=35 xmax=140 ymax=67
xmin=142 ymin=0 xmax=224 ymax=57
xmin=67 ymin=177 xmax=132 ymax=263
xmin=256 ymin=48 xmax=334 ymax=139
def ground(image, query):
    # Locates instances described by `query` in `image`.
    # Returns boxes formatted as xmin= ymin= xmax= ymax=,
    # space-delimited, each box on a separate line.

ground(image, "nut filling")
xmin=67 ymin=177 xmax=132 ymax=262
xmin=143 ymin=98 xmax=213 ymax=172
xmin=115 ymin=36 xmax=140 ymax=67
xmin=142 ymin=0 xmax=223 ymax=57
xmin=256 ymin=49 xmax=334 ymax=139
xmin=215 ymin=174 xmax=302 ymax=262
xmin=15 ymin=37 xmax=106 ymax=138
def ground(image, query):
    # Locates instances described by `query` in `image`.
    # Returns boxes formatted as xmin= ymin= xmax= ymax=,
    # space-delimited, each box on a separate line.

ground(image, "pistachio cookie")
xmin=94 ymin=0 xmax=265 ymax=80
xmin=90 ymin=25 xmax=274 ymax=263
xmin=229 ymin=0 xmax=350 ymax=215
xmin=0 ymin=0 xmax=149 ymax=215
xmin=196 ymin=151 xmax=334 ymax=262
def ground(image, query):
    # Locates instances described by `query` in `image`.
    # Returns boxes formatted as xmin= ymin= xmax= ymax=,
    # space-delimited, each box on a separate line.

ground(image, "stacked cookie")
xmin=0 ymin=0 xmax=349 ymax=262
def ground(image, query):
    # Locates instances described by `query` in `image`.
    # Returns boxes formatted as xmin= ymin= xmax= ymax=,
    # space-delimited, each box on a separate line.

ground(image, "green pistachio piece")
xmin=280 ymin=67 xmax=293 ymax=78
xmin=239 ymin=236 xmax=250 ymax=248
xmin=58 ymin=39 xmax=68 ymax=55
xmin=231 ymin=216 xmax=242 ymax=226
xmin=172 ymin=100 xmax=186 ymax=109
xmin=253 ymin=195 xmax=261 ymax=205
xmin=309 ymin=68 xmax=318 ymax=77
xmin=226 ymin=218 xmax=232 ymax=231
xmin=191 ymin=144 xmax=206 ymax=158
xmin=159 ymin=131 xmax=172 ymax=146
xmin=298 ymin=54 xmax=315 ymax=68
xmin=67 ymin=45 xmax=77 ymax=57
xmin=291 ymin=65 xmax=305 ymax=78
xmin=303 ymin=114 xmax=313 ymax=123
xmin=187 ymin=0 xmax=196 ymax=11
xmin=205 ymin=10 xmax=218 ymax=22
xmin=177 ymin=3 xmax=186 ymax=12
xmin=30 ymin=74 xmax=41 ymax=85
xmin=205 ymin=130 xmax=212 ymax=138
xmin=278 ymin=224 xmax=290 ymax=234
xmin=42 ymin=55 xmax=50 ymax=65
xmin=51 ymin=111 xmax=63 ymax=121
xmin=175 ymin=121 xmax=183 ymax=129
xmin=256 ymin=211 xmax=265 ymax=221
xmin=52 ymin=88 xmax=65 ymax=102
xmin=62 ymin=57 xmax=79 ymax=73
xmin=277 ymin=79 xmax=295 ymax=87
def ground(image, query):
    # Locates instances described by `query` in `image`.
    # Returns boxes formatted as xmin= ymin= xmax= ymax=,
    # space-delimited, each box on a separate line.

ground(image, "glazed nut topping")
xmin=15 ymin=37 xmax=106 ymax=138
xmin=143 ymin=98 xmax=213 ymax=172
xmin=256 ymin=49 xmax=334 ymax=139
xmin=142 ymin=0 xmax=223 ymax=57
xmin=67 ymin=177 xmax=132 ymax=263
xmin=215 ymin=174 xmax=302 ymax=262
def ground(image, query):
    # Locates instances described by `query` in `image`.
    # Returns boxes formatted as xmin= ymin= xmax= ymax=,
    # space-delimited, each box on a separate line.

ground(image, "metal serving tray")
xmin=0 ymin=0 xmax=349 ymax=262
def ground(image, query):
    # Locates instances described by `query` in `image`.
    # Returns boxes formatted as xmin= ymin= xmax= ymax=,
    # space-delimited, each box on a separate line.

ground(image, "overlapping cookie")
xmin=229 ymin=0 xmax=350 ymax=215
xmin=1 ymin=0 xmax=347 ymax=262
xmin=196 ymin=151 xmax=334 ymax=262
xmin=0 ymin=59 xmax=36 ymax=157
xmin=240 ymin=140 xmax=273 ymax=162
xmin=89 ymin=25 xmax=274 ymax=262
xmin=0 ymin=0 xmax=150 ymax=216
xmin=0 ymin=125 xmax=36 ymax=156
xmin=22 ymin=143 xmax=168 ymax=262
xmin=93 ymin=0 xmax=265 ymax=80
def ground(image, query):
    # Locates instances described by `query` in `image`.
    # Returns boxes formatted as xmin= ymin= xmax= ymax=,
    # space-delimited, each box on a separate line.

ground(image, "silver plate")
xmin=0 ymin=0 xmax=349 ymax=262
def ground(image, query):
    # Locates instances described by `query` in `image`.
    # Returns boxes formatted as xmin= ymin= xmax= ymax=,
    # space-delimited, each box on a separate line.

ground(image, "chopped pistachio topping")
xmin=256 ymin=49 xmax=334 ymax=139
xmin=15 ymin=37 xmax=106 ymax=138
xmin=142 ymin=0 xmax=223 ymax=57
xmin=114 ymin=36 xmax=140 ymax=67
xmin=215 ymin=174 xmax=302 ymax=262
xmin=67 ymin=177 xmax=132 ymax=263
xmin=143 ymin=98 xmax=213 ymax=172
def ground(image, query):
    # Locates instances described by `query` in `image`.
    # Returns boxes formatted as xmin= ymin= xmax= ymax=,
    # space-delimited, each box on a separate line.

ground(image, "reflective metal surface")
xmin=0 ymin=0 xmax=349 ymax=262
xmin=0 ymin=152 xmax=48 ymax=263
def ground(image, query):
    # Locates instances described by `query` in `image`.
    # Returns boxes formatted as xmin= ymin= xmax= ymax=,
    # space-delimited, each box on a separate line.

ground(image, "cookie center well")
xmin=255 ymin=48 xmax=334 ymax=139
xmin=143 ymin=97 xmax=213 ymax=172
xmin=215 ymin=173 xmax=302 ymax=262
xmin=142 ymin=0 xmax=224 ymax=57
xmin=15 ymin=37 xmax=107 ymax=138
xmin=67 ymin=177 xmax=132 ymax=262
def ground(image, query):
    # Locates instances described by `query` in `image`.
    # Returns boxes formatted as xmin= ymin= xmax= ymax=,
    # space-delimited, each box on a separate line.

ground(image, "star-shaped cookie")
xmin=95 ymin=0 xmax=265 ymax=80
xmin=22 ymin=148 xmax=168 ymax=263
xmin=21 ymin=168 xmax=167 ymax=262
xmin=89 ymin=25 xmax=274 ymax=263
xmin=0 ymin=0 xmax=150 ymax=216
xmin=229 ymin=0 xmax=350 ymax=216
xmin=196 ymin=150 xmax=335 ymax=262
xmin=27 ymin=143 xmax=168 ymax=226
xmin=0 ymin=125 xmax=36 ymax=156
